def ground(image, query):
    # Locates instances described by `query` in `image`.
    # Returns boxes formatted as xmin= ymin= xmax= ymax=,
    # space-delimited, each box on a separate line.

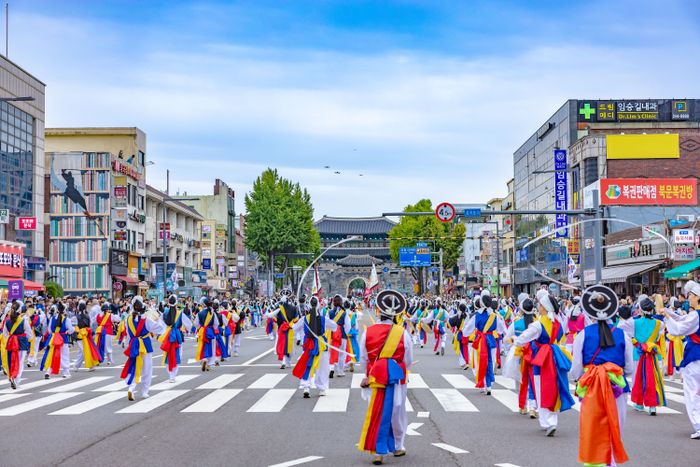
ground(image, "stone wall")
xmin=317 ymin=263 xmax=414 ymax=296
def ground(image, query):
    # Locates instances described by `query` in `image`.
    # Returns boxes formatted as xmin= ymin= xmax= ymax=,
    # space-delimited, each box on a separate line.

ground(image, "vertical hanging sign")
xmin=554 ymin=149 xmax=568 ymax=238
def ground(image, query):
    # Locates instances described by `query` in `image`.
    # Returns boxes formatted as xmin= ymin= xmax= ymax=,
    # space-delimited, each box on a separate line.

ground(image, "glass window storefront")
xmin=0 ymin=101 xmax=34 ymax=254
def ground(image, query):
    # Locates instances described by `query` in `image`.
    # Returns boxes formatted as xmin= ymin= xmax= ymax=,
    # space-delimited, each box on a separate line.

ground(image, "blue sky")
xmin=10 ymin=0 xmax=700 ymax=217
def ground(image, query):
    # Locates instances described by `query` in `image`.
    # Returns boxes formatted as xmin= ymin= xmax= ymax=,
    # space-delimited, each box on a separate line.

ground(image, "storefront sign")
xmin=600 ymin=178 xmax=697 ymax=206
xmin=114 ymin=186 xmax=127 ymax=198
xmin=110 ymin=249 xmax=128 ymax=276
xmin=8 ymin=279 xmax=23 ymax=300
xmin=0 ymin=243 xmax=23 ymax=278
xmin=15 ymin=217 xmax=36 ymax=230
xmin=672 ymin=101 xmax=689 ymax=120
xmin=673 ymin=244 xmax=696 ymax=261
xmin=112 ymin=160 xmax=141 ymax=180
xmin=673 ymin=228 xmax=695 ymax=244
xmin=606 ymin=134 xmax=679 ymax=160
xmin=114 ymin=231 xmax=127 ymax=241
xmin=0 ymin=208 xmax=9 ymax=224
xmin=554 ymin=149 xmax=568 ymax=237
xmin=202 ymin=258 xmax=212 ymax=270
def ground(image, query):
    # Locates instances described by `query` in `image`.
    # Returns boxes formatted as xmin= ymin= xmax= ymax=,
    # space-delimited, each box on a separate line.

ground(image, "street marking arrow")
xmin=406 ymin=422 xmax=423 ymax=436
xmin=269 ymin=456 xmax=324 ymax=467
xmin=432 ymin=443 xmax=469 ymax=454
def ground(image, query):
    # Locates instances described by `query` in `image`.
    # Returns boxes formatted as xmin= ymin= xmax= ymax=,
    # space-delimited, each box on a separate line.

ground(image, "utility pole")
xmin=496 ymin=221 xmax=501 ymax=295
xmin=161 ymin=169 xmax=169 ymax=301
xmin=593 ymin=189 xmax=603 ymax=284
xmin=439 ymin=248 xmax=444 ymax=294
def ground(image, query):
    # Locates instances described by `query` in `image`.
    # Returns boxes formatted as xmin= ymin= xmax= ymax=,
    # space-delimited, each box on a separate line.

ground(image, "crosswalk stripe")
xmin=625 ymin=399 xmax=680 ymax=414
xmin=430 ymin=388 xmax=478 ymax=412
xmin=0 ymin=377 xmax=61 ymax=394
xmin=42 ymin=376 xmax=112 ymax=393
xmin=247 ymin=389 xmax=295 ymax=412
xmin=116 ymin=390 xmax=189 ymax=413
xmin=0 ymin=393 xmax=30 ymax=404
xmin=490 ymin=390 xmax=519 ymax=412
xmin=182 ymin=389 xmax=243 ymax=413
xmin=313 ymin=389 xmax=349 ymax=412
xmin=0 ymin=392 xmax=83 ymax=416
xmin=0 ymin=380 xmax=10 ymax=386
xmin=442 ymin=374 xmax=475 ymax=389
xmin=665 ymin=393 xmax=686 ymax=405
xmin=92 ymin=376 xmax=157 ymax=392
xmin=196 ymin=374 xmax=243 ymax=389
xmin=407 ymin=373 xmax=428 ymax=389
xmin=494 ymin=375 xmax=515 ymax=390
xmin=351 ymin=373 xmax=364 ymax=389
xmin=50 ymin=392 xmax=125 ymax=415
xmin=149 ymin=374 xmax=199 ymax=391
xmin=664 ymin=385 xmax=684 ymax=394
xmin=248 ymin=373 xmax=286 ymax=389
xmin=187 ymin=358 xmax=197 ymax=364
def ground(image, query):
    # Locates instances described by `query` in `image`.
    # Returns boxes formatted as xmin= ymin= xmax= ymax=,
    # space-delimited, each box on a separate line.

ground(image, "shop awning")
xmin=0 ymin=278 xmax=45 ymax=291
xmin=664 ymin=258 xmax=700 ymax=280
xmin=113 ymin=275 xmax=140 ymax=285
xmin=586 ymin=261 xmax=663 ymax=284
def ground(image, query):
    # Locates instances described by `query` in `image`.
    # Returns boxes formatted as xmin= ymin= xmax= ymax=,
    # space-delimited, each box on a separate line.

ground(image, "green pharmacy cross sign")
xmin=579 ymin=102 xmax=596 ymax=120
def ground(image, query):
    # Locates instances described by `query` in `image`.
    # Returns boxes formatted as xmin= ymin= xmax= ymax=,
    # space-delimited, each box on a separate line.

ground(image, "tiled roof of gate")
xmin=315 ymin=216 xmax=396 ymax=235
xmin=336 ymin=255 xmax=384 ymax=267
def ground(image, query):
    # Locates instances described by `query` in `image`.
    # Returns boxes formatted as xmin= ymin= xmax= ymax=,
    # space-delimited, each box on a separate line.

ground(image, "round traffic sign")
xmin=435 ymin=202 xmax=456 ymax=223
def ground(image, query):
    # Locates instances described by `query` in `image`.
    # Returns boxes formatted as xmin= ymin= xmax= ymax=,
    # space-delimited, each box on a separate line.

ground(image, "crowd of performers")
xmin=1 ymin=279 xmax=699 ymax=466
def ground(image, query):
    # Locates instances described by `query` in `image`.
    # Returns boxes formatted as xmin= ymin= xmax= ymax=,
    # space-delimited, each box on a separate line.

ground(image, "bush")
xmin=44 ymin=281 xmax=64 ymax=299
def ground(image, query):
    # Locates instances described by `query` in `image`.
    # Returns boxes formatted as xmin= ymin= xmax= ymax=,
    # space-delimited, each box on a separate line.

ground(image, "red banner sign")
xmin=16 ymin=217 xmax=36 ymax=230
xmin=0 ymin=243 xmax=24 ymax=278
xmin=600 ymin=178 xmax=697 ymax=206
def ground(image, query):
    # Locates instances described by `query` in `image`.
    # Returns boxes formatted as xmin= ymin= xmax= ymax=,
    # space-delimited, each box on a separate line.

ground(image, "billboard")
xmin=600 ymin=178 xmax=697 ymax=206
xmin=399 ymin=245 xmax=431 ymax=267
xmin=606 ymin=134 xmax=679 ymax=160
xmin=553 ymin=149 xmax=568 ymax=237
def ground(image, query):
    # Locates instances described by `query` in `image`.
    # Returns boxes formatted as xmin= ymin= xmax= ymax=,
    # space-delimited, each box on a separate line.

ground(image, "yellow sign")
xmin=606 ymin=134 xmax=679 ymax=160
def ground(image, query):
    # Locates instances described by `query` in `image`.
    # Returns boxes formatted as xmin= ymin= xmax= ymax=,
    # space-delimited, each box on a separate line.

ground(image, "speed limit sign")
xmin=435 ymin=202 xmax=456 ymax=223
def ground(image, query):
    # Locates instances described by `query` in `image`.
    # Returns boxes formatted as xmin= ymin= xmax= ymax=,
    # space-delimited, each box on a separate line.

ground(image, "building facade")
xmin=45 ymin=128 xmax=148 ymax=297
xmin=0 ymin=56 xmax=46 ymax=285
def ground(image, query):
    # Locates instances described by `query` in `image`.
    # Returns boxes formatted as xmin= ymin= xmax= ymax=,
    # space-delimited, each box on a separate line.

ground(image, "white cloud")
xmin=10 ymin=8 xmax=700 ymax=218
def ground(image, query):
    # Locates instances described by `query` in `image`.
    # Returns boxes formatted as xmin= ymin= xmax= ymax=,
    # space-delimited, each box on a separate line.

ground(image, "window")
xmin=138 ymin=151 xmax=145 ymax=167
xmin=137 ymin=232 xmax=144 ymax=249
xmin=138 ymin=195 xmax=144 ymax=210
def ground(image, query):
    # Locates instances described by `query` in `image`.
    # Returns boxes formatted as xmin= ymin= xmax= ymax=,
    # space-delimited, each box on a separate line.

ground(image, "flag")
xmin=312 ymin=265 xmax=323 ymax=297
xmin=171 ymin=267 xmax=179 ymax=291
xmin=364 ymin=263 xmax=380 ymax=299
xmin=567 ymin=256 xmax=578 ymax=283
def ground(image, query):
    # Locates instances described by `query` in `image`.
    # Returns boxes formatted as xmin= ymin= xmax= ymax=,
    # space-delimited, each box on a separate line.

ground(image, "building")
xmin=145 ymin=184 xmax=203 ymax=300
xmin=0 ymin=56 xmax=46 ymax=287
xmin=174 ymin=179 xmax=236 ymax=292
xmin=45 ymin=128 xmax=148 ymax=297
xmin=480 ymin=197 xmax=504 ymax=294
xmin=500 ymin=179 xmax=516 ymax=297
xmin=513 ymin=99 xmax=700 ymax=294
xmin=314 ymin=216 xmax=413 ymax=295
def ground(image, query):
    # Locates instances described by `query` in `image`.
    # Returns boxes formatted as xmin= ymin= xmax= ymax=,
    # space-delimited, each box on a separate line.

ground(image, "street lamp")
xmin=296 ymin=235 xmax=362 ymax=299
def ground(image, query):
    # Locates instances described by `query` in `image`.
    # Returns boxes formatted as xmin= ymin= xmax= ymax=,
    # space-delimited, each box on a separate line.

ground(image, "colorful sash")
xmin=196 ymin=311 xmax=214 ymax=361
xmin=94 ymin=312 xmax=112 ymax=361
xmin=41 ymin=320 xmax=66 ymax=375
xmin=329 ymin=310 xmax=346 ymax=365
xmin=472 ymin=313 xmax=497 ymax=388
xmin=275 ymin=305 xmax=295 ymax=361
xmin=516 ymin=344 xmax=534 ymax=410
xmin=120 ymin=316 xmax=149 ymax=385
xmin=77 ymin=327 xmax=102 ymax=369
xmin=631 ymin=320 xmax=666 ymax=408
xmin=2 ymin=316 xmax=25 ymax=379
xmin=531 ymin=317 xmax=575 ymax=412
xmin=292 ymin=315 xmax=327 ymax=381
xmin=358 ymin=325 xmax=405 ymax=456
xmin=159 ymin=309 xmax=183 ymax=371
xmin=666 ymin=334 xmax=684 ymax=376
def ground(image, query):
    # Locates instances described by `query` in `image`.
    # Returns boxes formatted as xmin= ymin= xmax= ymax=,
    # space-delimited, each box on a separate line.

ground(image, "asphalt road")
xmin=0 ymin=322 xmax=696 ymax=467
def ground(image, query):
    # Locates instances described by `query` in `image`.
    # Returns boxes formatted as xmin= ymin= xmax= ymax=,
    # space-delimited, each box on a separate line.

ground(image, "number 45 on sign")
xmin=435 ymin=202 xmax=456 ymax=223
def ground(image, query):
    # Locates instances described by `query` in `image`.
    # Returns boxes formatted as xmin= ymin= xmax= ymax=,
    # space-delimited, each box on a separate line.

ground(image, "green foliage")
xmin=244 ymin=168 xmax=320 ymax=269
xmin=44 ymin=280 xmax=64 ymax=299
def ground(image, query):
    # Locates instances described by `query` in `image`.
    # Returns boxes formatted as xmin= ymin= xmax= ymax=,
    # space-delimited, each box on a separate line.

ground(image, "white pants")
xmin=300 ymin=352 xmax=331 ymax=391
xmin=46 ymin=345 xmax=71 ymax=377
xmin=128 ymin=353 xmax=153 ymax=397
xmin=28 ymin=338 xmax=41 ymax=365
xmin=72 ymin=340 xmax=85 ymax=369
xmin=514 ymin=379 xmax=538 ymax=410
xmin=233 ymin=334 xmax=241 ymax=355
xmin=10 ymin=350 xmax=27 ymax=382
xmin=334 ymin=339 xmax=347 ymax=374
xmin=534 ymin=375 xmax=557 ymax=429
xmin=103 ymin=335 xmax=113 ymax=363
xmin=392 ymin=384 xmax=408 ymax=451
xmin=681 ymin=361 xmax=700 ymax=432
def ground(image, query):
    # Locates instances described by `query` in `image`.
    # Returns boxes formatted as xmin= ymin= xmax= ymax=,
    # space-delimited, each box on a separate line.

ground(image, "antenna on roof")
xmin=5 ymin=1 xmax=8 ymax=57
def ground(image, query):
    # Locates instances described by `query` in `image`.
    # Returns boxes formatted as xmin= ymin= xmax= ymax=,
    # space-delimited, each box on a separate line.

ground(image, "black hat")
xmin=376 ymin=290 xmax=407 ymax=318
xmin=639 ymin=297 xmax=655 ymax=313
xmin=581 ymin=285 xmax=619 ymax=349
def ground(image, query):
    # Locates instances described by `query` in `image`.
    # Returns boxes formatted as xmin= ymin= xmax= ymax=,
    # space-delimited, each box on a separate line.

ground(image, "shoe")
xmin=107 ymin=361 xmax=112 ymax=366
xmin=87 ymin=367 xmax=96 ymax=372
xmin=62 ymin=374 xmax=71 ymax=379
xmin=44 ymin=374 xmax=50 ymax=380
xmin=201 ymin=361 xmax=207 ymax=372
xmin=372 ymin=455 xmax=383 ymax=465
xmin=349 ymin=363 xmax=355 ymax=373
xmin=529 ymin=410 xmax=538 ymax=419
xmin=280 ymin=364 xmax=286 ymax=370
xmin=337 ymin=372 xmax=345 ymax=378
xmin=420 ymin=345 xmax=424 ymax=349
xmin=633 ymin=404 xmax=644 ymax=412
xmin=649 ymin=407 xmax=657 ymax=416
xmin=9 ymin=379 xmax=16 ymax=390
xmin=215 ymin=361 xmax=220 ymax=367
xmin=168 ymin=378 xmax=176 ymax=383
xmin=440 ymin=348 xmax=445 ymax=356
xmin=393 ymin=449 xmax=406 ymax=457
xmin=519 ymin=408 xmax=527 ymax=415
xmin=303 ymin=389 xmax=310 ymax=399
xmin=546 ymin=426 xmax=557 ymax=437
xmin=234 ymin=352 xmax=239 ymax=357
xmin=127 ymin=391 xmax=134 ymax=401
xmin=329 ymin=370 xmax=334 ymax=379
xmin=691 ymin=431 xmax=700 ymax=440
xmin=319 ymin=390 xmax=327 ymax=396
xmin=141 ymin=393 xmax=150 ymax=399
xmin=485 ymin=389 xmax=491 ymax=396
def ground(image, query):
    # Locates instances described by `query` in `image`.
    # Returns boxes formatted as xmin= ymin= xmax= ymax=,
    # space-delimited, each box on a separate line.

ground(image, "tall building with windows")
xmin=46 ymin=128 xmax=148 ymax=297
xmin=0 ymin=56 xmax=46 ymax=285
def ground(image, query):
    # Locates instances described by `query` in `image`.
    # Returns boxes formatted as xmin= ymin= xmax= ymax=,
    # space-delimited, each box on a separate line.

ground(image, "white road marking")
xmin=116 ymin=390 xmax=188 ymax=413
xmin=430 ymin=389 xmax=478 ymax=412
xmin=442 ymin=374 xmax=476 ymax=389
xmin=494 ymin=375 xmax=515 ymax=390
xmin=247 ymin=389 xmax=296 ymax=412
xmin=93 ymin=376 xmax=159 ymax=392
xmin=0 ymin=377 xmax=61 ymax=394
xmin=187 ymin=358 xmax=197 ymax=364
xmin=665 ymin=392 xmax=686 ymax=405
xmin=405 ymin=397 xmax=414 ymax=412
xmin=0 ymin=393 xmax=30 ymax=404
xmin=248 ymin=373 xmax=286 ymax=389
xmin=406 ymin=422 xmax=423 ymax=436
xmin=181 ymin=389 xmax=243 ymax=413
xmin=351 ymin=373 xmax=364 ymax=389
xmin=42 ymin=376 xmax=111 ymax=393
xmin=0 ymin=392 xmax=83 ymax=416
xmin=417 ymin=411 xmax=430 ymax=418
xmin=268 ymin=455 xmax=324 ymax=467
xmin=407 ymin=373 xmax=428 ymax=389
xmin=149 ymin=374 xmax=199 ymax=391
xmin=313 ymin=389 xmax=349 ymax=412
xmin=50 ymin=392 xmax=125 ymax=415
xmin=495 ymin=463 xmax=522 ymax=467
xmin=241 ymin=347 xmax=276 ymax=366
xmin=664 ymin=385 xmax=683 ymax=394
xmin=196 ymin=374 xmax=243 ymax=389
xmin=490 ymin=390 xmax=519 ymax=412
xmin=245 ymin=335 xmax=272 ymax=340
xmin=432 ymin=442 xmax=468 ymax=454
xmin=626 ymin=399 xmax=680 ymax=414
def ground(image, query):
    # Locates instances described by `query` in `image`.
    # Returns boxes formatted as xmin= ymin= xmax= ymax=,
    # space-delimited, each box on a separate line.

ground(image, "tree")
xmin=388 ymin=199 xmax=466 ymax=295
xmin=244 ymin=169 xmax=320 ymax=294
xmin=44 ymin=280 xmax=64 ymax=299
